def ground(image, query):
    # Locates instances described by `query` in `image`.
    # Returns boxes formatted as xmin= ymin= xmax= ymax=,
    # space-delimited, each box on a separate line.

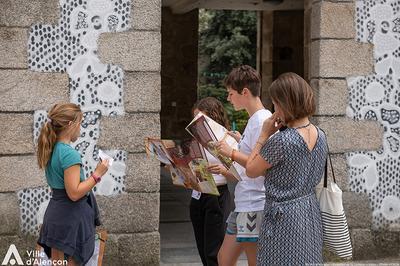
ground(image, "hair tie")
xmin=47 ymin=118 xmax=52 ymax=125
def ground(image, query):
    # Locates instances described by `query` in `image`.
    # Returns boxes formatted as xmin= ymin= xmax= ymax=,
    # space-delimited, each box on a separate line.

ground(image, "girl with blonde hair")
xmin=37 ymin=103 xmax=109 ymax=266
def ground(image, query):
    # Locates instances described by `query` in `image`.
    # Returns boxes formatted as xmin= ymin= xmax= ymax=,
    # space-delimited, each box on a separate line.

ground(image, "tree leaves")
xmin=198 ymin=9 xmax=256 ymax=132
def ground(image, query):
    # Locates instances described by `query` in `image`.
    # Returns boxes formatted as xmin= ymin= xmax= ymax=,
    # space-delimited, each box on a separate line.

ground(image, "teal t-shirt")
xmin=45 ymin=142 xmax=85 ymax=189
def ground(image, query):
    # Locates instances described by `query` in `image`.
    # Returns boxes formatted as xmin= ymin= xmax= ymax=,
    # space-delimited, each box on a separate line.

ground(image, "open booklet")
xmin=145 ymin=138 xmax=220 ymax=196
xmin=185 ymin=112 xmax=241 ymax=181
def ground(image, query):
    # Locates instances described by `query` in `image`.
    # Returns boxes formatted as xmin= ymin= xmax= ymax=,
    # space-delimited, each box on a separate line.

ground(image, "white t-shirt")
xmin=233 ymin=108 xmax=272 ymax=212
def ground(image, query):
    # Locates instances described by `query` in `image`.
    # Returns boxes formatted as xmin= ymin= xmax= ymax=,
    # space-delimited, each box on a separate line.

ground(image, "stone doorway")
xmin=159 ymin=1 xmax=305 ymax=264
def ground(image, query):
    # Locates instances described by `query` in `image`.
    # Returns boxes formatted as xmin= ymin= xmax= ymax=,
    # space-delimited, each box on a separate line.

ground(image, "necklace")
xmin=293 ymin=122 xmax=311 ymax=129
xmin=294 ymin=122 xmax=312 ymax=148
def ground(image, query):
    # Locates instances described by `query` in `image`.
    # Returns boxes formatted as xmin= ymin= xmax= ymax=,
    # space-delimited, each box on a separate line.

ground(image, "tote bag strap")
xmin=319 ymin=127 xmax=336 ymax=187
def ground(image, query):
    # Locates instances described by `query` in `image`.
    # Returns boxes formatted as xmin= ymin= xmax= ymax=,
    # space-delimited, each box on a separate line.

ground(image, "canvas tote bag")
xmin=316 ymin=141 xmax=353 ymax=259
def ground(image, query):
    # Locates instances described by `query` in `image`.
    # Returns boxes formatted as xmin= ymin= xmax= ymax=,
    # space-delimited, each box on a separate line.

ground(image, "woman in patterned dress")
xmin=246 ymin=72 xmax=328 ymax=265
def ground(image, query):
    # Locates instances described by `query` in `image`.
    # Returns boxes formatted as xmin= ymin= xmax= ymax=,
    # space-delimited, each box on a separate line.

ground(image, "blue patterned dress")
xmin=257 ymin=127 xmax=328 ymax=265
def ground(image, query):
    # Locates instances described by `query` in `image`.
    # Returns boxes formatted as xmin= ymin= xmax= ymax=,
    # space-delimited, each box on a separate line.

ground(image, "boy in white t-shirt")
xmin=215 ymin=65 xmax=272 ymax=266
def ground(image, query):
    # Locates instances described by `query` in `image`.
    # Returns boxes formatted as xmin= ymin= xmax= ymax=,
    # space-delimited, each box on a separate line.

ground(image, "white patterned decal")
xmin=347 ymin=0 xmax=400 ymax=229
xmin=19 ymin=0 xmax=131 ymax=235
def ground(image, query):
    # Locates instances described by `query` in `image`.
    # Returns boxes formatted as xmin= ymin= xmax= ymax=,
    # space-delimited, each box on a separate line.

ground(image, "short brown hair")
xmin=269 ymin=72 xmax=315 ymax=123
xmin=224 ymin=65 xmax=261 ymax=97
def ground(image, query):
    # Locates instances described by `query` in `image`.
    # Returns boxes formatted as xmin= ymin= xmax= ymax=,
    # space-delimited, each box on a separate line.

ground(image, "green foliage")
xmin=198 ymin=84 xmax=226 ymax=103
xmin=198 ymin=9 xmax=256 ymax=133
xmin=224 ymin=103 xmax=249 ymax=132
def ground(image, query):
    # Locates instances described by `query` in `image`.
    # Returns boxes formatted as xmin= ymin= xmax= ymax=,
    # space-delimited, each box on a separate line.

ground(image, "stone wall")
xmin=306 ymin=0 xmax=400 ymax=260
xmin=0 ymin=0 xmax=161 ymax=265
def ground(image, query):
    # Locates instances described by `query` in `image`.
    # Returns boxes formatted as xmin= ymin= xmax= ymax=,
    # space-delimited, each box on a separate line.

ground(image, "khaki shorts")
xmin=226 ymin=211 xmax=263 ymax=242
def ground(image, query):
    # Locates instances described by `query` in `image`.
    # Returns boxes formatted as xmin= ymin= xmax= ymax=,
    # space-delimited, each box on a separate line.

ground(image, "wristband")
xmin=91 ymin=173 xmax=101 ymax=183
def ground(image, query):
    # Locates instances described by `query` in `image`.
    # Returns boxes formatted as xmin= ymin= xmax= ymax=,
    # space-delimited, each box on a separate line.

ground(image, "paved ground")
xmin=160 ymin=221 xmax=248 ymax=265
xmin=159 ymin=220 xmax=399 ymax=265
xmin=159 ymin=167 xmax=399 ymax=266
xmin=159 ymin=167 xmax=245 ymax=265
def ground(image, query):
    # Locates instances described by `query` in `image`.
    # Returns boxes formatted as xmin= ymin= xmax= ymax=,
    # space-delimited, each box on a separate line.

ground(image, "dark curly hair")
xmin=193 ymin=97 xmax=231 ymax=130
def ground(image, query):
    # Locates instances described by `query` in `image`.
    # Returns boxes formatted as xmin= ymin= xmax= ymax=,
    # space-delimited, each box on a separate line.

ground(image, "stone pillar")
xmin=307 ymin=0 xmax=399 ymax=260
xmin=161 ymin=7 xmax=198 ymax=139
xmin=92 ymin=0 xmax=162 ymax=264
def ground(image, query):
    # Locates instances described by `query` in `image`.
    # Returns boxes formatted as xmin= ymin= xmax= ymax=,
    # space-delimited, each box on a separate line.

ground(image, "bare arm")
xmin=230 ymin=150 xmax=248 ymax=168
xmin=246 ymin=141 xmax=272 ymax=178
xmin=64 ymin=165 xmax=96 ymax=201
xmin=64 ymin=160 xmax=109 ymax=201
xmin=246 ymin=113 xmax=282 ymax=178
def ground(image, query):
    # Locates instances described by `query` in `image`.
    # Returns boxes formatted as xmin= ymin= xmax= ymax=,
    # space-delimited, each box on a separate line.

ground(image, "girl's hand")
xmin=183 ymin=180 xmax=191 ymax=189
xmin=227 ymin=131 xmax=241 ymax=142
xmin=215 ymin=140 xmax=233 ymax=158
xmin=208 ymin=164 xmax=227 ymax=175
xmin=94 ymin=159 xmax=109 ymax=177
xmin=185 ymin=177 xmax=200 ymax=190
xmin=260 ymin=113 xmax=283 ymax=140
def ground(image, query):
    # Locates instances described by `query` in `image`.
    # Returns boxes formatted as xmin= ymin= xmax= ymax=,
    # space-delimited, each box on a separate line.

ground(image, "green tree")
xmin=198 ymin=9 xmax=257 ymax=132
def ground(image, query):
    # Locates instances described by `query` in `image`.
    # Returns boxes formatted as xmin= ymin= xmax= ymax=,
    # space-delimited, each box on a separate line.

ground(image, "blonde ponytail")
xmin=37 ymin=121 xmax=57 ymax=169
xmin=36 ymin=103 xmax=82 ymax=169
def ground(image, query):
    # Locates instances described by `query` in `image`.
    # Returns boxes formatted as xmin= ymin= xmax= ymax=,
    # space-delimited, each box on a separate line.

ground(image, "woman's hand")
xmin=260 ymin=113 xmax=283 ymax=140
xmin=93 ymin=159 xmax=109 ymax=177
xmin=215 ymin=140 xmax=233 ymax=158
xmin=227 ymin=131 xmax=241 ymax=142
xmin=208 ymin=164 xmax=227 ymax=175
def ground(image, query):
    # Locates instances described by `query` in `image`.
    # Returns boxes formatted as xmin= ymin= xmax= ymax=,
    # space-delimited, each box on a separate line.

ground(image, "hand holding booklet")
xmin=98 ymin=149 xmax=114 ymax=166
xmin=185 ymin=112 xmax=241 ymax=181
xmin=145 ymin=138 xmax=220 ymax=196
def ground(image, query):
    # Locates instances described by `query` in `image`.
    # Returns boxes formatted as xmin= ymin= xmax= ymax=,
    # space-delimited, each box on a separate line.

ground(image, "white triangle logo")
xmin=1 ymin=244 xmax=24 ymax=265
